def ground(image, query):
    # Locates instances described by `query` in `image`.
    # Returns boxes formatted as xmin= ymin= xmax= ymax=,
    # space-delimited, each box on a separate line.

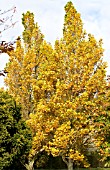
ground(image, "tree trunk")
xmin=68 ymin=158 xmax=73 ymax=170
xmin=25 ymin=159 xmax=34 ymax=170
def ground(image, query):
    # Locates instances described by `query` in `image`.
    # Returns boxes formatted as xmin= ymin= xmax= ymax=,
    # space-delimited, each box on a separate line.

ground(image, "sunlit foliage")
xmin=5 ymin=2 xmax=109 ymax=170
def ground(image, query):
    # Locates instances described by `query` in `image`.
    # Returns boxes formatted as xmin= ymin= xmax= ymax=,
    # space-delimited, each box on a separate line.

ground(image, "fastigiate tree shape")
xmin=5 ymin=11 xmax=44 ymax=120
xmin=5 ymin=2 xmax=109 ymax=170
xmin=44 ymin=1 xmax=108 ymax=170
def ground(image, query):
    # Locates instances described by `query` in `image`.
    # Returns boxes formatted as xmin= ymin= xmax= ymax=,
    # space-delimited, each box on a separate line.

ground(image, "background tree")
xmin=0 ymin=6 xmax=17 ymax=54
xmin=0 ymin=89 xmax=32 ymax=170
xmin=0 ymin=6 xmax=17 ymax=80
xmin=0 ymin=6 xmax=16 ymax=34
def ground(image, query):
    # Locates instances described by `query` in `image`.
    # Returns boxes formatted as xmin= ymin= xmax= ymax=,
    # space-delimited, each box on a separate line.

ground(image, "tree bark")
xmin=62 ymin=156 xmax=73 ymax=170
xmin=67 ymin=158 xmax=73 ymax=170
xmin=25 ymin=159 xmax=34 ymax=170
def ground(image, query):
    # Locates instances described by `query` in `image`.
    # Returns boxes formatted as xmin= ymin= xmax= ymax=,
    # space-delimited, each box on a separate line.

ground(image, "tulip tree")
xmin=5 ymin=11 xmax=44 ymax=119
xmin=5 ymin=2 xmax=109 ymax=170
xmin=44 ymin=2 xmax=108 ymax=169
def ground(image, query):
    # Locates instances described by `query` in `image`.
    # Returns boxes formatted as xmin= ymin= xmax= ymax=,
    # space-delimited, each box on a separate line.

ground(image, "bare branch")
xmin=0 ymin=6 xmax=17 ymax=34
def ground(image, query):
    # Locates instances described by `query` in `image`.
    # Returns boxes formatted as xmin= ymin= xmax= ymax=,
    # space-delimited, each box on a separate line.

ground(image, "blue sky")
xmin=0 ymin=0 xmax=110 ymax=87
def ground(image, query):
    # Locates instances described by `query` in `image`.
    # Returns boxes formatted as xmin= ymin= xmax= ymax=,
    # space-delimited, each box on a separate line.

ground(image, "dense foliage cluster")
xmin=0 ymin=90 xmax=32 ymax=170
xmin=0 ymin=1 xmax=109 ymax=170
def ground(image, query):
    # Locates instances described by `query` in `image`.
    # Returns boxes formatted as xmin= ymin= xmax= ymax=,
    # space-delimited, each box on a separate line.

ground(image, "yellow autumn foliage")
xmin=5 ymin=1 xmax=109 ymax=169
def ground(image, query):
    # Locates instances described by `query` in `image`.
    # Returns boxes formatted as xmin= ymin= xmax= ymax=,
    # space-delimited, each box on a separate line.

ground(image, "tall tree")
xmin=5 ymin=11 xmax=44 ymax=119
xmin=44 ymin=2 xmax=108 ymax=170
xmin=26 ymin=40 xmax=60 ymax=169
xmin=5 ymin=2 xmax=109 ymax=170
xmin=5 ymin=12 xmax=45 ymax=169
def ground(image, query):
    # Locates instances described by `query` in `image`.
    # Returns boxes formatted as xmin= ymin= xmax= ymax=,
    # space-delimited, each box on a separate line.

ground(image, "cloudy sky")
xmin=0 ymin=0 xmax=110 ymax=87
